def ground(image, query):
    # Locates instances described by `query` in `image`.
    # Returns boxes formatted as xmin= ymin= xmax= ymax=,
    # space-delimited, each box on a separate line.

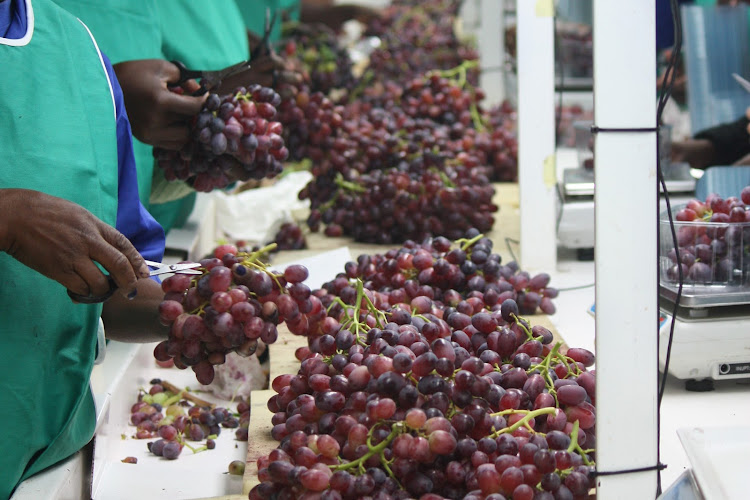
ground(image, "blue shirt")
xmin=0 ymin=0 xmax=165 ymax=262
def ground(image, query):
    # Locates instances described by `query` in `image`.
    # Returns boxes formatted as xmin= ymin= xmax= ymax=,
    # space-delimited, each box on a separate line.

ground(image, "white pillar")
xmin=593 ymin=1 xmax=658 ymax=498
xmin=517 ymin=0 xmax=557 ymax=271
xmin=478 ymin=0 xmax=505 ymax=105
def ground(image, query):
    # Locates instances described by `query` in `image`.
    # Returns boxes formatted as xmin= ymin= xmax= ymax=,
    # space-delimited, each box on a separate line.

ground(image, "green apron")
xmin=52 ymin=0 xmax=162 ymax=211
xmin=150 ymin=0 xmax=251 ymax=231
xmin=0 ymin=1 xmax=118 ymax=497
xmin=237 ymin=0 xmax=300 ymax=43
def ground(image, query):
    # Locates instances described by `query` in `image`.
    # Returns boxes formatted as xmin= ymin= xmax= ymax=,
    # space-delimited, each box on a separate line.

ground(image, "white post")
xmin=478 ymin=0 xmax=505 ymax=105
xmin=593 ymin=1 xmax=658 ymax=498
xmin=517 ymin=0 xmax=557 ymax=271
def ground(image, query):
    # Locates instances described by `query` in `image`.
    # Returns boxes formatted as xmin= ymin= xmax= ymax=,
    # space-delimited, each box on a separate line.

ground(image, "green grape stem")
xmin=511 ymin=314 xmax=534 ymax=340
xmin=527 ymin=342 xmax=563 ymax=399
xmin=427 ymin=166 xmax=457 ymax=188
xmin=330 ymin=423 xmax=402 ymax=473
xmin=334 ymin=172 xmax=366 ymax=193
xmin=455 ymin=233 xmax=485 ymax=252
xmin=488 ymin=407 xmax=557 ymax=438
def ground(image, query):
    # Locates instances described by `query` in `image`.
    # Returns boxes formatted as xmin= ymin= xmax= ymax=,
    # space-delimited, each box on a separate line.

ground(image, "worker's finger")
xmin=63 ymin=271 xmax=95 ymax=299
xmin=72 ymin=259 xmax=113 ymax=298
xmin=150 ymin=124 xmax=191 ymax=149
xmin=93 ymin=225 xmax=148 ymax=294
xmin=160 ymin=90 xmax=207 ymax=117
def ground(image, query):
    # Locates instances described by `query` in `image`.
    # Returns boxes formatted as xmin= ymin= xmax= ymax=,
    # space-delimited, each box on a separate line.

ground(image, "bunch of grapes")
xmin=293 ymin=100 xmax=499 ymax=243
xmin=664 ymin=187 xmax=750 ymax=285
xmin=303 ymin=167 xmax=496 ymax=244
xmin=154 ymin=85 xmax=288 ymax=192
xmin=318 ymin=232 xmax=557 ymax=318
xmin=128 ymin=379 xmax=249 ymax=461
xmin=362 ymin=0 xmax=477 ymax=84
xmin=279 ymin=62 xmax=517 ymax=242
xmin=271 ymin=222 xmax=308 ymax=251
xmin=276 ymin=83 xmax=343 ymax=162
xmin=154 ymin=244 xmax=320 ymax=385
xmin=393 ymin=71 xmax=519 ymax=183
xmin=249 ymin=271 xmax=594 ymax=498
xmin=280 ymin=24 xmax=355 ymax=94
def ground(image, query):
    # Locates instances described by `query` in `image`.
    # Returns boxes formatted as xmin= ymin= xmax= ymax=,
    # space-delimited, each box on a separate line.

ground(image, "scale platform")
xmin=562 ymin=162 xmax=696 ymax=198
xmin=659 ymin=283 xmax=750 ymax=387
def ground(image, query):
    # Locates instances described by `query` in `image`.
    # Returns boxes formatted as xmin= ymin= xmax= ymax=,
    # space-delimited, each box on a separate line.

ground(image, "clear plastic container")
xmin=659 ymin=206 xmax=750 ymax=288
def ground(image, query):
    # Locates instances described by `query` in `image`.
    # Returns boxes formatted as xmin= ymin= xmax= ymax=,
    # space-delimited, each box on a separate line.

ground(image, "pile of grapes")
xmin=154 ymin=85 xmax=288 ymax=192
xmin=128 ymin=379 xmax=250 ymax=461
xmin=267 ymin=0 xmax=518 ymax=243
xmin=278 ymin=82 xmax=501 ymax=243
xmin=664 ymin=186 xmax=750 ymax=285
xmin=248 ymin=239 xmax=594 ymax=499
xmin=154 ymin=244 xmax=321 ymax=385
xmin=228 ymin=233 xmax=592 ymax=499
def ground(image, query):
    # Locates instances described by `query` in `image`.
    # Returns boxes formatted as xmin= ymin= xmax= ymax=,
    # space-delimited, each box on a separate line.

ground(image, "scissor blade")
xmin=145 ymin=260 xmax=203 ymax=276
xmin=200 ymin=60 xmax=251 ymax=91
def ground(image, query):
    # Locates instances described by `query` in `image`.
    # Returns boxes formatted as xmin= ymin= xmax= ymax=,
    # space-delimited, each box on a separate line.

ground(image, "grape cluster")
xmin=268 ymin=2 xmax=518 ymax=243
xmin=363 ymin=0 xmax=478 ymax=85
xmin=319 ymin=232 xmax=557 ymax=318
xmin=128 ymin=379 xmax=249 ymax=461
xmin=386 ymin=72 xmax=518 ymax=183
xmin=280 ymin=24 xmax=355 ymax=94
xmin=154 ymin=244 xmax=319 ymax=385
xmin=276 ymin=83 xmax=343 ymax=163
xmin=271 ymin=222 xmax=308 ymax=251
xmin=665 ymin=187 xmax=750 ymax=285
xmin=250 ymin=270 xmax=594 ymax=498
xmin=295 ymin=101 xmax=499 ymax=243
xmin=154 ymin=86 xmax=288 ymax=192
xmin=278 ymin=67 xmax=516 ymax=242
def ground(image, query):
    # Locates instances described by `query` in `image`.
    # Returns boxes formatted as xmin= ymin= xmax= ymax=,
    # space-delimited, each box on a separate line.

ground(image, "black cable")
xmin=654 ymin=0 xmax=683 ymax=496
xmin=504 ymin=237 xmax=519 ymax=263
xmin=557 ymin=282 xmax=595 ymax=292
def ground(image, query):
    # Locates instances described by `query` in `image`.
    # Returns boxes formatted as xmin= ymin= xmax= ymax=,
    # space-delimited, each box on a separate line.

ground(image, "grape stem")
xmin=330 ymin=423 xmax=402 ymax=473
xmin=428 ymin=167 xmax=456 ymax=188
xmin=526 ymin=342 xmax=563 ymax=401
xmin=488 ymin=407 xmax=556 ymax=438
xmin=334 ymin=172 xmax=367 ymax=193
xmin=566 ymin=420 xmax=595 ymax=466
xmin=510 ymin=314 xmax=534 ymax=341
xmin=160 ymin=380 xmax=215 ymax=408
xmin=455 ymin=233 xmax=484 ymax=252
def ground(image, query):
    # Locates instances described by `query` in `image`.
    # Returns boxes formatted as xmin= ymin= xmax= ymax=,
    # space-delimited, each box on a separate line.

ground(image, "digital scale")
xmin=659 ymin=283 xmax=750 ymax=391
xmin=556 ymin=162 xmax=697 ymax=258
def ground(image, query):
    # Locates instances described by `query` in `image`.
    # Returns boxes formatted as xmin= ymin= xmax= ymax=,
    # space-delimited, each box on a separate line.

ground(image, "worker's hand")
xmin=114 ymin=59 xmax=207 ymax=150
xmin=0 ymin=189 xmax=150 ymax=301
xmin=216 ymin=53 xmax=303 ymax=93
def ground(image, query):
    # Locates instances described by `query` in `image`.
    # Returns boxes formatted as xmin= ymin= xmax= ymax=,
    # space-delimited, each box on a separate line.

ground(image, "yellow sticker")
xmin=535 ymin=0 xmax=554 ymax=17
xmin=543 ymin=154 xmax=556 ymax=187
